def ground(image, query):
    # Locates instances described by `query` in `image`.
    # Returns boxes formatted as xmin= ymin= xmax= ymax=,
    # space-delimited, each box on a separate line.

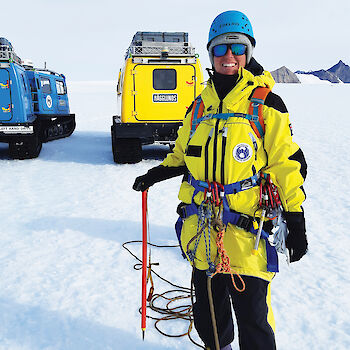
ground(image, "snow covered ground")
xmin=0 ymin=80 xmax=349 ymax=350
xmin=295 ymin=73 xmax=333 ymax=84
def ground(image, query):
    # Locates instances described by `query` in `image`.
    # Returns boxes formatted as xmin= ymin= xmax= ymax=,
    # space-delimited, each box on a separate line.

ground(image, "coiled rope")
xmin=122 ymin=240 xmax=205 ymax=349
xmin=211 ymin=217 xmax=246 ymax=292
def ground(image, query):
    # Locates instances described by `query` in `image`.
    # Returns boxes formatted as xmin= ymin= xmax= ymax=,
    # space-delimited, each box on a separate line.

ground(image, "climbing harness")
xmin=177 ymin=172 xmax=279 ymax=274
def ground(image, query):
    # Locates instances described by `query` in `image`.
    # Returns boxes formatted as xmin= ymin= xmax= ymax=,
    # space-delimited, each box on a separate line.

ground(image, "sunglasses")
xmin=213 ymin=43 xmax=246 ymax=57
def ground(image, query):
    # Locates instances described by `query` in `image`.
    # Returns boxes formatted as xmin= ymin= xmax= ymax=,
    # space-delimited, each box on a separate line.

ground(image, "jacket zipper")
xmin=212 ymin=119 xmax=220 ymax=182
xmin=204 ymin=128 xmax=213 ymax=181
xmin=221 ymin=127 xmax=228 ymax=183
xmin=249 ymin=132 xmax=258 ymax=161
xmin=218 ymin=100 xmax=223 ymax=114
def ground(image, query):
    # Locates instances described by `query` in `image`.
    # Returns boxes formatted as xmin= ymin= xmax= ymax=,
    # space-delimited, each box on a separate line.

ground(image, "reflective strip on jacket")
xmin=161 ymin=67 xmax=306 ymax=281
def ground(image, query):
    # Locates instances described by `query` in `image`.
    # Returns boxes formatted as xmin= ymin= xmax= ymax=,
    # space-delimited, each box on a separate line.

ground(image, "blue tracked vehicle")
xmin=0 ymin=38 xmax=75 ymax=159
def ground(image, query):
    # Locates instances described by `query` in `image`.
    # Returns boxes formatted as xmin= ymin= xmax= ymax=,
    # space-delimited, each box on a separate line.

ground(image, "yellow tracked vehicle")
xmin=111 ymin=31 xmax=204 ymax=163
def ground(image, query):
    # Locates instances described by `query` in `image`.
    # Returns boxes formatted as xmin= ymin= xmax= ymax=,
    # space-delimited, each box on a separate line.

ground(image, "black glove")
xmin=132 ymin=165 xmax=186 ymax=192
xmin=284 ymin=211 xmax=308 ymax=263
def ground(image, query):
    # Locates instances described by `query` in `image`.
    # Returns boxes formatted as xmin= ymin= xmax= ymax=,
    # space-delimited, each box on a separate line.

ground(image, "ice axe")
xmin=252 ymin=207 xmax=266 ymax=255
xmin=252 ymin=178 xmax=269 ymax=255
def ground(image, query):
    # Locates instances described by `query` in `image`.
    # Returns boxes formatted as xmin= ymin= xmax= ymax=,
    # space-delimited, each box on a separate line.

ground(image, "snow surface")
xmin=0 ymin=81 xmax=349 ymax=350
xmin=295 ymin=73 xmax=333 ymax=84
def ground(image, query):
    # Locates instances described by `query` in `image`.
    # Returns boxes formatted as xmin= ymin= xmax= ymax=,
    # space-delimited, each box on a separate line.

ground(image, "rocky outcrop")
xmin=295 ymin=69 xmax=341 ymax=83
xmin=270 ymin=66 xmax=300 ymax=83
xmin=295 ymin=60 xmax=350 ymax=83
xmin=328 ymin=60 xmax=350 ymax=83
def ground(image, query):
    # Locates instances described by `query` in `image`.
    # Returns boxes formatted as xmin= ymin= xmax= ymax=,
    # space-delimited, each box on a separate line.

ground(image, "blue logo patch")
xmin=233 ymin=143 xmax=252 ymax=163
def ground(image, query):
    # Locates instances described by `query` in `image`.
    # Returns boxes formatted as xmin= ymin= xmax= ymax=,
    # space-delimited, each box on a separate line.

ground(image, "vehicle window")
xmin=153 ymin=69 xmax=177 ymax=90
xmin=21 ymin=75 xmax=27 ymax=92
xmin=56 ymin=80 xmax=66 ymax=95
xmin=40 ymin=78 xmax=51 ymax=94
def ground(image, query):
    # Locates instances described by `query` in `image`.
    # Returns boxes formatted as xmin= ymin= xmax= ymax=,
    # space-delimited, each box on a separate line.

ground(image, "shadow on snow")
xmin=0 ymin=131 xmax=172 ymax=164
xmin=0 ymin=297 xmax=167 ymax=350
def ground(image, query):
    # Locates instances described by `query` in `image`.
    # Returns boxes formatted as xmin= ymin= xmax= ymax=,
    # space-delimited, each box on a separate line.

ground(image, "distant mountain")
xmin=295 ymin=69 xmax=341 ymax=83
xmin=328 ymin=60 xmax=350 ymax=83
xmin=271 ymin=66 xmax=300 ymax=83
xmin=295 ymin=60 xmax=350 ymax=83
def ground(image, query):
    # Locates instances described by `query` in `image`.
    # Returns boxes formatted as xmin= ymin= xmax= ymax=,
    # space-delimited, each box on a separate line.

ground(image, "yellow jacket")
xmin=161 ymin=67 xmax=306 ymax=281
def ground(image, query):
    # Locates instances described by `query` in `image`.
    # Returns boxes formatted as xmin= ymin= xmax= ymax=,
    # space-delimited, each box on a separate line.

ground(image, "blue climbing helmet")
xmin=208 ymin=11 xmax=255 ymax=47
xmin=207 ymin=11 xmax=256 ymax=65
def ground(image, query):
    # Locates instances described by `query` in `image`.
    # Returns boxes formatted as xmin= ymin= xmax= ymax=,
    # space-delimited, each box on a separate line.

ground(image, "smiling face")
xmin=213 ymin=47 xmax=247 ymax=75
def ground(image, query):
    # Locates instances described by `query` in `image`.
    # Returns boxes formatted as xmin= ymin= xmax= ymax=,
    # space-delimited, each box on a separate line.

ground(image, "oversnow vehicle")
xmin=0 ymin=38 xmax=75 ymax=159
xmin=111 ymin=31 xmax=204 ymax=163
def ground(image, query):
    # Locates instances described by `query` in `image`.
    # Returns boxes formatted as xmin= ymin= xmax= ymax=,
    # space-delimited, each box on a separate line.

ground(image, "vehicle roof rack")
xmin=131 ymin=32 xmax=189 ymax=44
xmin=125 ymin=31 xmax=196 ymax=59
xmin=31 ymin=67 xmax=64 ymax=78
xmin=0 ymin=38 xmax=22 ymax=65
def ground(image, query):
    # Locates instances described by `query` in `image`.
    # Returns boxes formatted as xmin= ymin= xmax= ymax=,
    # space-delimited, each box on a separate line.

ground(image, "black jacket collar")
xmin=211 ymin=57 xmax=265 ymax=100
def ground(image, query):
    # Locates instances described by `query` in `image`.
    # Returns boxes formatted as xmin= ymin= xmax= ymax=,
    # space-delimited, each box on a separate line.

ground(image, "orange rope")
xmin=213 ymin=226 xmax=246 ymax=292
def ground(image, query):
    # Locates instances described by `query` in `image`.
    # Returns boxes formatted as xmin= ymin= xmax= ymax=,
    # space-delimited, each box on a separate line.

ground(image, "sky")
xmin=1 ymin=0 xmax=350 ymax=81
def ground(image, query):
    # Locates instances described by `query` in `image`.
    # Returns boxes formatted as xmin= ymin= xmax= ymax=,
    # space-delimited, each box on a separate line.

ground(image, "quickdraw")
xmin=187 ymin=178 xmax=246 ymax=292
xmin=252 ymin=174 xmax=287 ymax=255
xmin=259 ymin=173 xmax=282 ymax=218
xmin=256 ymin=174 xmax=289 ymax=260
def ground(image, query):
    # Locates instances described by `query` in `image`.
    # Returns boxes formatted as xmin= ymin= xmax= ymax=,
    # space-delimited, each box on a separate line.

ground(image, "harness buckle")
xmin=236 ymin=214 xmax=253 ymax=231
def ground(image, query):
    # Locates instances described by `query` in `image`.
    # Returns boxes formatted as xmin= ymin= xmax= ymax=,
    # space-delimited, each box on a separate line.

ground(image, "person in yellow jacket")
xmin=133 ymin=10 xmax=307 ymax=350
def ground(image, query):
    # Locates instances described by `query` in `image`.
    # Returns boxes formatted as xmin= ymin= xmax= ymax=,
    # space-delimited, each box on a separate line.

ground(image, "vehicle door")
xmin=0 ymin=68 xmax=13 ymax=121
xmin=19 ymin=72 xmax=32 ymax=116
xmin=133 ymin=64 xmax=197 ymax=122
xmin=55 ymin=79 xmax=68 ymax=112
xmin=39 ymin=76 xmax=53 ymax=112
